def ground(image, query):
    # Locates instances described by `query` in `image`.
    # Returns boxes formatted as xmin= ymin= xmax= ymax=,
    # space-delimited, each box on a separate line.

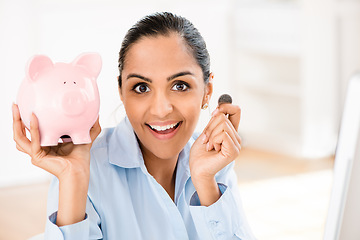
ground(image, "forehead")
xmin=123 ymin=33 xmax=202 ymax=79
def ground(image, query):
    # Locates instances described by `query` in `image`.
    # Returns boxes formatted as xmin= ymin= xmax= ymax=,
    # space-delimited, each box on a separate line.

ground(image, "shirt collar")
xmin=108 ymin=116 xmax=195 ymax=176
xmin=108 ymin=117 xmax=144 ymax=168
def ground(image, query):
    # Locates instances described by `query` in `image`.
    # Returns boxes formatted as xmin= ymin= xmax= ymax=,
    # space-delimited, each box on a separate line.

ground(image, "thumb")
xmin=30 ymin=113 xmax=42 ymax=158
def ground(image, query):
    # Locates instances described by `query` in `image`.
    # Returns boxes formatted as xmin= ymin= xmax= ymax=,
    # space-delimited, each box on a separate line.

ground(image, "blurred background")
xmin=1 ymin=0 xmax=359 ymax=239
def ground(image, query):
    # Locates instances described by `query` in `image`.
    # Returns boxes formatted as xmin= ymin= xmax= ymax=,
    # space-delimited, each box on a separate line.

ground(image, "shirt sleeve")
xmin=44 ymin=176 xmax=103 ymax=240
xmin=188 ymin=162 xmax=256 ymax=240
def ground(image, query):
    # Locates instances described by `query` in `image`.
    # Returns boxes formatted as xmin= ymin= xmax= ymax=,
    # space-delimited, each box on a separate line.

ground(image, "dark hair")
xmin=118 ymin=12 xmax=210 ymax=88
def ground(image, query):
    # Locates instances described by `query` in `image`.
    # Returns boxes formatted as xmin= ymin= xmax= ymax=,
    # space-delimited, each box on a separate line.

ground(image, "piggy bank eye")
xmin=64 ymin=81 xmax=66 ymax=84
xmin=73 ymin=81 xmax=76 ymax=84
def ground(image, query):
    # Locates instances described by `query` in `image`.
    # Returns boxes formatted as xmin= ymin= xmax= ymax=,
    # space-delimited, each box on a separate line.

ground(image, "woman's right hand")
xmin=12 ymin=103 xmax=101 ymax=181
xmin=12 ymin=103 xmax=101 ymax=226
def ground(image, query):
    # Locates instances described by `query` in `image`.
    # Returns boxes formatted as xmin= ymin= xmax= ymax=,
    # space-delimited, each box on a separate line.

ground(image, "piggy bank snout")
xmin=62 ymin=91 xmax=87 ymax=116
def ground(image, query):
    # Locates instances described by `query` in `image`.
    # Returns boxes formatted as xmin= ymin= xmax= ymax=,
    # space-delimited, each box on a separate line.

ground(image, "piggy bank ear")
xmin=73 ymin=53 xmax=102 ymax=79
xmin=26 ymin=55 xmax=53 ymax=81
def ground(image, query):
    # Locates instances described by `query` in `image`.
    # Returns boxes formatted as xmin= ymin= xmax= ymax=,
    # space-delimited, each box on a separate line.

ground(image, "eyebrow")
xmin=167 ymin=71 xmax=194 ymax=81
xmin=126 ymin=74 xmax=152 ymax=83
xmin=126 ymin=71 xmax=194 ymax=83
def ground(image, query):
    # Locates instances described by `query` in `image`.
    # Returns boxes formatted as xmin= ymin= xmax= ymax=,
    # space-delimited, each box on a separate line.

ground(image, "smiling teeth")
xmin=149 ymin=122 xmax=178 ymax=131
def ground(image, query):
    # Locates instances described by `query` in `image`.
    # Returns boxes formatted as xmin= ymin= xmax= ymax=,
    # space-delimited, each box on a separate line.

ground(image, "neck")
xmin=140 ymin=145 xmax=178 ymax=201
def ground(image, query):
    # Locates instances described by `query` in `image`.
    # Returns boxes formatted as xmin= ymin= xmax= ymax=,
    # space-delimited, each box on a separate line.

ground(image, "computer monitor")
xmin=323 ymin=73 xmax=360 ymax=240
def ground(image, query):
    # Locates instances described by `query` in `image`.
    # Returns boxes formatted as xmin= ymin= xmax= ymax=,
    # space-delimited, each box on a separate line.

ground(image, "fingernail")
xmin=30 ymin=112 xmax=34 ymax=121
xmin=11 ymin=103 xmax=17 ymax=114
xmin=201 ymin=133 xmax=207 ymax=144
xmin=206 ymin=142 xmax=210 ymax=151
xmin=211 ymin=108 xmax=219 ymax=117
xmin=30 ymin=113 xmax=36 ymax=126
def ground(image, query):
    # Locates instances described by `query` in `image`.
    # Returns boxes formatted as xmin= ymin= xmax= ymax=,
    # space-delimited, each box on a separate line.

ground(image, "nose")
xmin=149 ymin=92 xmax=173 ymax=118
xmin=61 ymin=91 xmax=86 ymax=116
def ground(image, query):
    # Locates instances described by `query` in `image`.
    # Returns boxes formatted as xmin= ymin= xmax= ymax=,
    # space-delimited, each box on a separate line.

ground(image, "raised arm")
xmin=189 ymin=102 xmax=241 ymax=206
xmin=12 ymin=103 xmax=101 ymax=226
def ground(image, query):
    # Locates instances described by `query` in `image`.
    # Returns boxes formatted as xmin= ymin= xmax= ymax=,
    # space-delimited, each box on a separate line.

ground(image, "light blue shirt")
xmin=45 ymin=117 xmax=256 ymax=240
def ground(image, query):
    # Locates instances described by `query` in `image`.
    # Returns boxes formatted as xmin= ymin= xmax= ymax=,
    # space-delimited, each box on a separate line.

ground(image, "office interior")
xmin=1 ymin=0 xmax=359 ymax=239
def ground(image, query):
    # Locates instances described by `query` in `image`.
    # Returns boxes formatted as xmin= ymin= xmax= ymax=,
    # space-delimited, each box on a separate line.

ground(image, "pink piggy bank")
xmin=17 ymin=53 xmax=102 ymax=146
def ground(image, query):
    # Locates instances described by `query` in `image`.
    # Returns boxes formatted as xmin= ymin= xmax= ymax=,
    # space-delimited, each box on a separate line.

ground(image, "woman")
xmin=12 ymin=12 xmax=255 ymax=239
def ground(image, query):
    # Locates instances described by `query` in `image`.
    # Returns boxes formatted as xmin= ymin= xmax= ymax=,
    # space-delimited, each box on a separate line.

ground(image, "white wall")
xmin=0 ymin=0 xmax=234 ymax=187
xmin=3 ymin=0 xmax=359 ymax=187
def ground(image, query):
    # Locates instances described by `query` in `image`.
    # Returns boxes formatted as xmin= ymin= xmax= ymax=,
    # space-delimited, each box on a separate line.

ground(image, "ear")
xmin=26 ymin=55 xmax=53 ymax=81
xmin=203 ymin=72 xmax=214 ymax=106
xmin=73 ymin=52 xmax=102 ymax=79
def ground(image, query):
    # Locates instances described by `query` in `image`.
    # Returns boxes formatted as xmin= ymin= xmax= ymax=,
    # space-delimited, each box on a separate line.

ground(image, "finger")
xmin=211 ymin=131 xmax=241 ymax=160
xmin=201 ymin=114 xmax=216 ymax=142
xmin=205 ymin=116 xmax=229 ymax=151
xmin=191 ymin=132 xmax=208 ymax=152
xmin=90 ymin=116 xmax=101 ymax=142
xmin=206 ymin=127 xmax=241 ymax=153
xmin=12 ymin=104 xmax=31 ymax=154
xmin=213 ymin=141 xmax=221 ymax=152
xmin=206 ymin=115 xmax=241 ymax=147
xmin=16 ymin=143 xmax=26 ymax=153
xmin=21 ymin=121 xmax=27 ymax=136
xmin=202 ymin=113 xmax=225 ymax=143
xmin=206 ymin=123 xmax=241 ymax=153
xmin=203 ymin=113 xmax=241 ymax=146
xmin=213 ymin=104 xmax=241 ymax=130
xmin=30 ymin=113 xmax=42 ymax=157
xmin=74 ymin=116 xmax=101 ymax=153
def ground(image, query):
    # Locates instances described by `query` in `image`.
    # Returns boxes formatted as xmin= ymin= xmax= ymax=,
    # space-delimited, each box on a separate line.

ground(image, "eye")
xmin=172 ymin=82 xmax=189 ymax=91
xmin=133 ymin=83 xmax=150 ymax=94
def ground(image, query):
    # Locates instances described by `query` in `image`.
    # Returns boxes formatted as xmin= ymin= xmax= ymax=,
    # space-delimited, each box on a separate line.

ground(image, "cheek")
xmin=122 ymin=97 xmax=145 ymax=122
xmin=180 ymin=97 xmax=202 ymax=125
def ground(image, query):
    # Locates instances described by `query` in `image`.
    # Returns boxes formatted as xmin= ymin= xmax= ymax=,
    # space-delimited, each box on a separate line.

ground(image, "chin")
xmin=150 ymin=142 xmax=185 ymax=161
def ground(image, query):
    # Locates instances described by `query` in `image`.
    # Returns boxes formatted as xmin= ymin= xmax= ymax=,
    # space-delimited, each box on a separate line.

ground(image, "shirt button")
xmin=209 ymin=220 xmax=219 ymax=228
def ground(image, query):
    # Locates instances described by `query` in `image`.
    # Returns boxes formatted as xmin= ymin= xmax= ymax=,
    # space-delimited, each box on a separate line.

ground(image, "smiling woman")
xmin=120 ymin=33 xmax=208 ymax=164
xmin=12 ymin=12 xmax=255 ymax=240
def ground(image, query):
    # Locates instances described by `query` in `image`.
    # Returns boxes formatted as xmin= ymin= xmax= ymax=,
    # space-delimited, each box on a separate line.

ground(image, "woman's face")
xmin=120 ymin=33 xmax=212 ymax=161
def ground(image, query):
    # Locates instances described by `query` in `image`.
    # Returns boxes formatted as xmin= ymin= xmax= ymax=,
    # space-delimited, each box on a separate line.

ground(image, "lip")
xmin=146 ymin=121 xmax=182 ymax=140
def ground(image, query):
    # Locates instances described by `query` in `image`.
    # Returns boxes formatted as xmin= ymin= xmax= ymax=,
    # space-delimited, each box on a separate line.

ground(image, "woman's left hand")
xmin=189 ymin=103 xmax=241 ymax=205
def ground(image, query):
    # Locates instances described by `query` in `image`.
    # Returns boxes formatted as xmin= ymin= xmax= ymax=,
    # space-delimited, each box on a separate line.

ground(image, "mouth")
xmin=146 ymin=121 xmax=182 ymax=140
